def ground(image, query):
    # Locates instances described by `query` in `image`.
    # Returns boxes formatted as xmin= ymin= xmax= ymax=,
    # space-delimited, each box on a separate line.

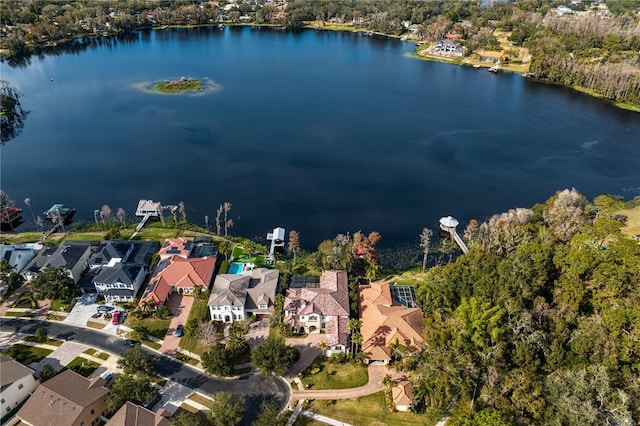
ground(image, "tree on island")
xmin=251 ymin=336 xmax=298 ymax=376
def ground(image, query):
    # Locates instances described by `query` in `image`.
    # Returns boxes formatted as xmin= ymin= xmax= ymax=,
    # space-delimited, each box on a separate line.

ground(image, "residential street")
xmin=0 ymin=318 xmax=290 ymax=425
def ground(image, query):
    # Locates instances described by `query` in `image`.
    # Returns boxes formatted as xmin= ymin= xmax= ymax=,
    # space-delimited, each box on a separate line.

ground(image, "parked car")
xmin=100 ymin=371 xmax=113 ymax=382
xmin=111 ymin=311 xmax=121 ymax=325
xmin=175 ymin=324 xmax=184 ymax=337
xmin=123 ymin=339 xmax=138 ymax=347
xmin=97 ymin=305 xmax=114 ymax=313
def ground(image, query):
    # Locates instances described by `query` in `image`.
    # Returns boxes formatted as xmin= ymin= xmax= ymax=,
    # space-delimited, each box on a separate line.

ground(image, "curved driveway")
xmin=1 ymin=318 xmax=290 ymax=425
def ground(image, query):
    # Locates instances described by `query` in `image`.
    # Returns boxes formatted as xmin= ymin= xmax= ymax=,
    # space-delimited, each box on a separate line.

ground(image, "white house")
xmin=208 ymin=268 xmax=279 ymax=322
xmin=93 ymin=264 xmax=148 ymax=303
xmin=0 ymin=355 xmax=38 ymax=417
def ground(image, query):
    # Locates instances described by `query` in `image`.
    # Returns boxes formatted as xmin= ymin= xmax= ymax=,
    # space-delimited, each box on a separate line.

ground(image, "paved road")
xmin=1 ymin=318 xmax=290 ymax=425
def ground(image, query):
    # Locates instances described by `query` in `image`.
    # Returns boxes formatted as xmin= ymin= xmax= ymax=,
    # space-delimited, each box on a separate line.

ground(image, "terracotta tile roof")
xmin=159 ymin=237 xmax=194 ymax=260
xmin=284 ymin=270 xmax=349 ymax=347
xmin=359 ymin=281 xmax=425 ymax=362
xmin=106 ymin=401 xmax=170 ymax=426
xmin=140 ymin=256 xmax=216 ymax=306
xmin=391 ymin=380 xmax=413 ymax=407
xmin=17 ymin=370 xmax=108 ymax=426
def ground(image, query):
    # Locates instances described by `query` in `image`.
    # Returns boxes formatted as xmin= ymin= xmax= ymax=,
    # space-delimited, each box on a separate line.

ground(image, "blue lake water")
xmin=1 ymin=27 xmax=639 ymax=250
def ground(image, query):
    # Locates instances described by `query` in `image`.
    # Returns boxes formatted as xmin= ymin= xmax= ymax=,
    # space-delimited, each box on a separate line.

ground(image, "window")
xmin=258 ymin=304 xmax=267 ymax=309
xmin=18 ymin=384 xmax=23 ymax=390
xmin=6 ymin=407 xmax=10 ymax=413
xmin=91 ymin=409 xmax=95 ymax=415
xmin=1 ymin=399 xmax=4 ymax=404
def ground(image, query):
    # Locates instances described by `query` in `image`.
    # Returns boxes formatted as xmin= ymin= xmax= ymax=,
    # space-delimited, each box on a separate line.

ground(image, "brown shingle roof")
xmin=17 ymin=370 xmax=108 ymax=426
xmin=359 ymin=281 xmax=425 ymax=362
xmin=106 ymin=401 xmax=170 ymax=426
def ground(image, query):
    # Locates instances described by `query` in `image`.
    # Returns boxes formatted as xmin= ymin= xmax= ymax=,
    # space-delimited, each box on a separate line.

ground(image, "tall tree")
xmin=117 ymin=344 xmax=158 ymax=378
xmin=116 ymin=207 xmax=126 ymax=227
xmin=251 ymin=336 xmax=298 ymax=376
xmin=288 ymin=230 xmax=301 ymax=264
xmin=24 ymin=197 xmax=37 ymax=228
xmin=252 ymin=400 xmax=288 ymax=426
xmin=208 ymin=391 xmax=244 ymax=426
xmin=201 ymin=344 xmax=234 ymax=377
xmin=178 ymin=201 xmax=186 ymax=223
xmin=105 ymin=374 xmax=157 ymax=415
xmin=419 ymin=227 xmax=433 ymax=271
xmin=30 ymin=266 xmax=74 ymax=300
xmin=223 ymin=202 xmax=232 ymax=236
xmin=215 ymin=205 xmax=223 ymax=236
xmin=100 ymin=204 xmax=112 ymax=225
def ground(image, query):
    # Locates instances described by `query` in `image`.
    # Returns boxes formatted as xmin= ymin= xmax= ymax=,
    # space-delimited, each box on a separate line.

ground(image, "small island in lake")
xmin=153 ymin=77 xmax=203 ymax=94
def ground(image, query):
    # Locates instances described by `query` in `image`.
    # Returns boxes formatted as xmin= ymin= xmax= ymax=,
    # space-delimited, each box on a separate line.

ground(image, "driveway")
xmin=156 ymin=380 xmax=195 ymax=414
xmin=160 ymin=293 xmax=194 ymax=356
xmin=29 ymin=341 xmax=87 ymax=376
xmin=283 ymin=333 xmax=325 ymax=380
xmin=64 ymin=293 xmax=100 ymax=325
xmin=245 ymin=318 xmax=269 ymax=348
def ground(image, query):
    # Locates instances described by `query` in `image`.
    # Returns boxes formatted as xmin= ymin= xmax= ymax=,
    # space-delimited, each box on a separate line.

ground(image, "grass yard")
xmin=616 ymin=205 xmax=640 ymax=239
xmin=293 ymin=417 xmax=325 ymax=426
xmin=83 ymin=348 xmax=109 ymax=360
xmin=12 ymin=292 xmax=38 ymax=309
xmin=307 ymin=392 xmax=429 ymax=426
xmin=142 ymin=339 xmax=162 ymax=350
xmin=179 ymin=298 xmax=211 ymax=355
xmin=23 ymin=336 xmax=64 ymax=346
xmin=176 ymin=352 xmax=200 ymax=366
xmin=4 ymin=311 xmax=35 ymax=317
xmin=134 ymin=318 xmax=171 ymax=339
xmin=3 ymin=344 xmax=53 ymax=364
xmin=86 ymin=320 xmax=107 ymax=330
xmin=300 ymin=356 xmax=368 ymax=390
xmin=50 ymin=298 xmax=74 ymax=312
xmin=65 ymin=356 xmax=100 ymax=377
xmin=188 ymin=393 xmax=212 ymax=407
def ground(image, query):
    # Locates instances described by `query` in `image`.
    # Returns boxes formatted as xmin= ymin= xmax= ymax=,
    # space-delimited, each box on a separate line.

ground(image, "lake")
xmin=2 ymin=27 xmax=639 ymax=253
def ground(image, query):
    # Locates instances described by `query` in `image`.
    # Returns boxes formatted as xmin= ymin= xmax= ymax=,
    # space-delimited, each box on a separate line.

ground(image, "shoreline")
xmin=2 ymin=22 xmax=637 ymax=112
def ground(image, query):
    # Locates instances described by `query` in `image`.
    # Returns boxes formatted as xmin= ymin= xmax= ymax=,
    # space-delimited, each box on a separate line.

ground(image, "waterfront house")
xmin=0 ymin=243 xmax=41 ymax=274
xmin=22 ymin=242 xmax=93 ymax=283
xmin=476 ymin=51 xmax=502 ymax=64
xmin=0 ymin=355 xmax=38 ymax=417
xmin=139 ymin=255 xmax=216 ymax=306
xmin=359 ymin=281 xmax=424 ymax=364
xmin=16 ymin=370 xmax=108 ymax=426
xmin=284 ymin=270 xmax=350 ymax=355
xmin=158 ymin=237 xmax=194 ymax=261
xmin=93 ymin=264 xmax=148 ymax=303
xmin=88 ymin=241 xmax=135 ymax=270
xmin=431 ymin=38 xmax=464 ymax=57
xmin=208 ymin=267 xmax=279 ymax=322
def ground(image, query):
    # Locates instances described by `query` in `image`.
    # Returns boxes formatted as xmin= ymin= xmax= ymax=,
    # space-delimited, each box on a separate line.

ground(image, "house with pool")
xmin=207 ymin=268 xmax=279 ymax=322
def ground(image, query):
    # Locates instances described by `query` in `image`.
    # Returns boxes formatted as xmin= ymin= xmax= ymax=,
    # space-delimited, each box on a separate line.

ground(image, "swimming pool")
xmin=229 ymin=262 xmax=244 ymax=274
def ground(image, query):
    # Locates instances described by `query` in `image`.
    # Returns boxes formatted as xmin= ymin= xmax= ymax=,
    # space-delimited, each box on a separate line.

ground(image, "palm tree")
xmin=24 ymin=198 xmax=38 ymax=229
xmin=351 ymin=331 xmax=363 ymax=356
xmin=223 ymin=202 xmax=232 ymax=236
xmin=382 ymin=374 xmax=394 ymax=390
xmin=348 ymin=319 xmax=361 ymax=354
xmin=419 ymin=227 xmax=433 ymax=272
xmin=93 ymin=209 xmax=100 ymax=227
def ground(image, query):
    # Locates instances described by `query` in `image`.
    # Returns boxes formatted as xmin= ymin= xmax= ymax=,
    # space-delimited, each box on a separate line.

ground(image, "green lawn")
xmin=179 ymin=298 xmax=211 ymax=355
xmin=307 ymin=392 xmax=429 ymax=426
xmin=65 ymin=356 xmax=100 ymax=377
xmin=300 ymin=356 xmax=368 ymax=390
xmin=188 ymin=393 xmax=212 ymax=407
xmin=3 ymin=344 xmax=53 ymax=364
xmin=23 ymin=336 xmax=64 ymax=346
xmin=142 ymin=339 xmax=162 ymax=350
xmin=134 ymin=318 xmax=171 ymax=339
xmin=616 ymin=205 xmax=640 ymax=239
xmin=50 ymin=298 xmax=74 ymax=312
xmin=3 ymin=311 xmax=35 ymax=317
xmin=83 ymin=348 xmax=109 ymax=360
xmin=175 ymin=352 xmax=200 ymax=366
xmin=12 ymin=292 xmax=38 ymax=309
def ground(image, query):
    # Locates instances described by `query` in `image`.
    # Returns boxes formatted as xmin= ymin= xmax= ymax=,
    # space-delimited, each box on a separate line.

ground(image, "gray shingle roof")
xmin=0 ymin=355 xmax=34 ymax=390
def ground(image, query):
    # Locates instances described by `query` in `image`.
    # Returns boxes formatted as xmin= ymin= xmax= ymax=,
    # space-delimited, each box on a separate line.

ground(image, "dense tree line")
xmin=404 ymin=190 xmax=640 ymax=424
xmin=2 ymin=1 xmax=639 ymax=105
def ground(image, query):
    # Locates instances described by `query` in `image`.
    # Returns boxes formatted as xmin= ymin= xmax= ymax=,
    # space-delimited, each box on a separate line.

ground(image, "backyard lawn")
xmin=616 ymin=205 xmax=640 ymax=239
xmin=3 ymin=344 xmax=53 ymax=364
xmin=306 ymin=392 xmax=429 ymax=426
xmin=300 ymin=356 xmax=368 ymax=390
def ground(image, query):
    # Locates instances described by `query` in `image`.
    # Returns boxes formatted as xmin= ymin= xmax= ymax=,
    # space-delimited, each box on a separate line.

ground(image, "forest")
xmin=396 ymin=189 xmax=640 ymax=425
xmin=1 ymin=1 xmax=639 ymax=106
